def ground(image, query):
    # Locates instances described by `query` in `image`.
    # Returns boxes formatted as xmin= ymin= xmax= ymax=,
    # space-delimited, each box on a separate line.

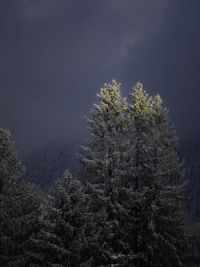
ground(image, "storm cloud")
xmin=0 ymin=0 xmax=199 ymax=156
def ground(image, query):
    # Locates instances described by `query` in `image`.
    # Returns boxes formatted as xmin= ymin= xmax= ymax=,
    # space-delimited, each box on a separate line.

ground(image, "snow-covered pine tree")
xmin=0 ymin=129 xmax=41 ymax=267
xmin=82 ymin=175 xmax=140 ymax=266
xmin=146 ymin=94 xmax=191 ymax=266
xmin=49 ymin=170 xmax=91 ymax=266
xmin=78 ymin=80 xmax=133 ymax=186
xmin=127 ymin=84 xmax=191 ymax=266
xmin=128 ymin=82 xmax=155 ymax=266
xmin=149 ymin=94 xmax=182 ymax=185
xmin=77 ymin=80 xmax=138 ymax=265
xmin=128 ymin=82 xmax=152 ymax=189
xmin=0 ymin=128 xmax=24 ymax=193
xmin=29 ymin=170 xmax=92 ymax=266
xmin=77 ymin=81 xmax=191 ymax=266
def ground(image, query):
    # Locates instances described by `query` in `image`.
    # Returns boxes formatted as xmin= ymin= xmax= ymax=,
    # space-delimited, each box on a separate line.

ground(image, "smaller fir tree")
xmin=29 ymin=170 xmax=92 ymax=266
xmin=0 ymin=129 xmax=41 ymax=267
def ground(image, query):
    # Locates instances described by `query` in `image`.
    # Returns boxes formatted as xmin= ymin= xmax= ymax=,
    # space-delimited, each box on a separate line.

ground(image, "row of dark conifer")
xmin=0 ymin=81 xmax=193 ymax=266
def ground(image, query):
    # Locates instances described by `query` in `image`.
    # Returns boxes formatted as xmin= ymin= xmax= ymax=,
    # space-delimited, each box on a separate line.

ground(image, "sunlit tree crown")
xmin=97 ymin=79 xmax=127 ymax=118
xmin=78 ymin=79 xmax=133 ymax=184
xmin=129 ymin=82 xmax=151 ymax=118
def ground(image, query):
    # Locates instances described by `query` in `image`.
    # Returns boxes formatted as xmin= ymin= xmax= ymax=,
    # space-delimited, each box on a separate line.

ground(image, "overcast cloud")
xmin=0 ymin=0 xmax=199 ymax=156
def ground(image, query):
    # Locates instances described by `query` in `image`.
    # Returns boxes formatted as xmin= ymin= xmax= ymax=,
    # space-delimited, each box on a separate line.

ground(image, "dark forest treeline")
xmin=24 ymin=141 xmax=81 ymax=190
xmin=23 ymin=133 xmax=200 ymax=222
xmin=0 ymin=81 xmax=196 ymax=266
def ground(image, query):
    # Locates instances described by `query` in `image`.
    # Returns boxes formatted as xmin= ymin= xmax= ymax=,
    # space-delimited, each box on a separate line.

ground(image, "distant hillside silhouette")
xmin=23 ymin=140 xmax=81 ymax=190
xmin=23 ymin=138 xmax=200 ymax=221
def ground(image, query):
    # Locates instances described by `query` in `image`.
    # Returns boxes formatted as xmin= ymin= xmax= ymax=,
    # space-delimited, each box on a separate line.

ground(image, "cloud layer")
xmin=4 ymin=1 xmax=200 ymax=155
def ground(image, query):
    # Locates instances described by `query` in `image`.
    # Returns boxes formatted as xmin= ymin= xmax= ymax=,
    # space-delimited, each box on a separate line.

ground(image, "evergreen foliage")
xmin=0 ymin=129 xmax=41 ymax=267
xmin=28 ymin=170 xmax=93 ymax=266
xmin=147 ymin=95 xmax=191 ymax=266
xmin=78 ymin=81 xmax=191 ymax=266
xmin=77 ymin=80 xmax=137 ymax=265
xmin=0 ymin=129 xmax=24 ymax=193
xmin=78 ymin=80 xmax=133 ymax=184
xmin=0 ymin=80 xmax=193 ymax=266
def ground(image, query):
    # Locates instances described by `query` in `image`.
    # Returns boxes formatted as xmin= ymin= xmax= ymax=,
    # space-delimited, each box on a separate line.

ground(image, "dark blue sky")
xmin=0 ymin=0 xmax=200 ymax=156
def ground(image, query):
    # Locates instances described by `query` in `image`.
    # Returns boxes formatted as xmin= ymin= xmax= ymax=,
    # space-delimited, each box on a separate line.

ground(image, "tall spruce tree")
xmin=78 ymin=79 xmax=133 ymax=185
xmin=146 ymin=94 xmax=191 ymax=266
xmin=128 ymin=82 xmax=152 ymax=189
xmin=0 ymin=129 xmax=24 ymax=193
xmin=128 ymin=83 xmax=155 ymax=266
xmin=127 ymin=86 xmax=191 ymax=266
xmin=77 ymin=80 xmax=138 ymax=265
xmin=78 ymin=81 xmax=191 ymax=266
xmin=0 ymin=129 xmax=41 ymax=267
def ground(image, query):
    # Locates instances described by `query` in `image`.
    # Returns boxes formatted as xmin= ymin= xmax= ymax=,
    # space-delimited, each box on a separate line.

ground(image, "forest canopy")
xmin=0 ymin=81 xmax=193 ymax=266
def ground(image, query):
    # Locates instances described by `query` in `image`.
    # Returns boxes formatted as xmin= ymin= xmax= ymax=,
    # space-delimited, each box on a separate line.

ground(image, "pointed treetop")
xmin=97 ymin=79 xmax=121 ymax=101
xmin=153 ymin=94 xmax=162 ymax=105
xmin=96 ymin=79 xmax=127 ymax=117
xmin=129 ymin=82 xmax=151 ymax=118
xmin=151 ymin=93 xmax=171 ymax=124
xmin=151 ymin=94 xmax=163 ymax=109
